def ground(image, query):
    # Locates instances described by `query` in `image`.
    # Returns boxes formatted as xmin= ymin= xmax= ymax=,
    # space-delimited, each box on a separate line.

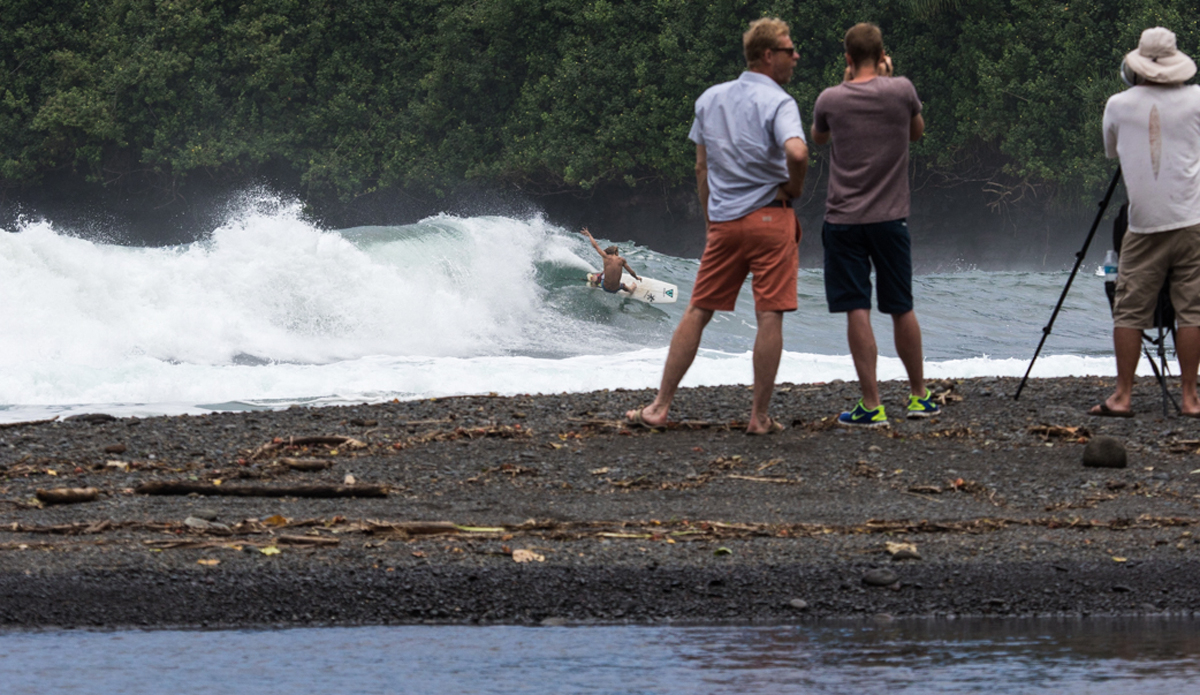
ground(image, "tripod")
xmin=1015 ymin=167 xmax=1181 ymax=415
xmin=1014 ymin=168 xmax=1120 ymax=401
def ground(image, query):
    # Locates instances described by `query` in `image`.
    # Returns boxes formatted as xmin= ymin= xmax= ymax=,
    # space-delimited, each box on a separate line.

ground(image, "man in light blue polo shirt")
xmin=626 ymin=17 xmax=809 ymax=435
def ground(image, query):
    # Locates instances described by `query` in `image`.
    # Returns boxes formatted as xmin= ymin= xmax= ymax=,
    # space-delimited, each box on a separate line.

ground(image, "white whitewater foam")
xmin=0 ymin=207 xmax=608 ymax=367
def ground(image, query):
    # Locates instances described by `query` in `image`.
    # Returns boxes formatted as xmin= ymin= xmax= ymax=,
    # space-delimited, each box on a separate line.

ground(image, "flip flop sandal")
xmin=1089 ymin=403 xmax=1135 ymax=418
xmin=625 ymin=407 xmax=663 ymax=429
xmin=746 ymin=418 xmax=785 ymax=435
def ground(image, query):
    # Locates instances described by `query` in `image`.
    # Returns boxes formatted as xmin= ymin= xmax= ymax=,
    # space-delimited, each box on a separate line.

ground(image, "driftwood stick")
xmin=135 ymin=482 xmax=388 ymax=498
xmin=275 ymin=534 xmax=341 ymax=546
xmin=0 ymin=417 xmax=59 ymax=430
xmin=365 ymin=520 xmax=462 ymax=536
xmin=249 ymin=435 xmax=368 ymax=460
xmin=35 ymin=487 xmax=100 ymax=505
xmin=565 ymin=417 xmax=724 ymax=430
xmin=278 ymin=458 xmax=332 ymax=471
xmin=725 ymin=474 xmax=802 ymax=485
xmin=286 ymin=436 xmax=366 ymax=447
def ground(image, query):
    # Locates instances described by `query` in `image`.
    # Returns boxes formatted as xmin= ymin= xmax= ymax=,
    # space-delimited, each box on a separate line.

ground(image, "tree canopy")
xmin=1 ymin=0 xmax=1197 ymax=210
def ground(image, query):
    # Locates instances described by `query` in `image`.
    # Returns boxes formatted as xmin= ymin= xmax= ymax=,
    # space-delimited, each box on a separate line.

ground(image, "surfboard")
xmin=586 ymin=272 xmax=678 ymax=304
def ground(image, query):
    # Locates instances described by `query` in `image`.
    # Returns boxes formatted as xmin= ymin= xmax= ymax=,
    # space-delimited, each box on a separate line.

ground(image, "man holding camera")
xmin=1093 ymin=27 xmax=1200 ymax=418
xmin=810 ymin=23 xmax=939 ymax=427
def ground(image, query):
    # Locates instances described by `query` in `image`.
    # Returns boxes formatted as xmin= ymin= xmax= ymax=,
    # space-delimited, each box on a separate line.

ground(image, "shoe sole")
xmin=906 ymin=410 xmax=939 ymax=419
xmin=836 ymin=419 xmax=890 ymax=429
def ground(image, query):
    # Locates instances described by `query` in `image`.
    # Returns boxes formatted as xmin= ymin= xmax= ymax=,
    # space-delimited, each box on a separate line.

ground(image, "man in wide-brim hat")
xmin=1092 ymin=27 xmax=1200 ymax=418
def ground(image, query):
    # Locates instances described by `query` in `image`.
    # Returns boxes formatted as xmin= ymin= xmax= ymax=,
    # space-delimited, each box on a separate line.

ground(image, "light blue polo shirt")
xmin=688 ymin=71 xmax=806 ymax=222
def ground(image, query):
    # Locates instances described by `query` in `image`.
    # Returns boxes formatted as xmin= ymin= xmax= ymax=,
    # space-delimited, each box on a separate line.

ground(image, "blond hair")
xmin=744 ymin=18 xmax=791 ymax=67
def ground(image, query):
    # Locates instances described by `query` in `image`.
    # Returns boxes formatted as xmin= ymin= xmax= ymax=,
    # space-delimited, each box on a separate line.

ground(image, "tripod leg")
xmin=1015 ymin=167 xmax=1122 ymax=401
xmin=1160 ymin=325 xmax=1181 ymax=415
xmin=1145 ymin=328 xmax=1181 ymax=416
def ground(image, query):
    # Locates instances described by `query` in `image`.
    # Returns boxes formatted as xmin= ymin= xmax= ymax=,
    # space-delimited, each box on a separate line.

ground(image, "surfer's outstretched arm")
xmin=579 ymin=227 xmax=605 ymax=257
xmin=622 ymin=259 xmax=642 ymax=280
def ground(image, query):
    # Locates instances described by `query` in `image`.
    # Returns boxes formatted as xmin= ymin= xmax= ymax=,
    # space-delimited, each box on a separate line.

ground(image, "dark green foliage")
xmin=0 ymin=0 xmax=1197 ymax=208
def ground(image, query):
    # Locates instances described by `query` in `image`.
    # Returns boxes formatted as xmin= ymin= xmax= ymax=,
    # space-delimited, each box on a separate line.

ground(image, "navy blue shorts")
xmin=822 ymin=218 xmax=913 ymax=314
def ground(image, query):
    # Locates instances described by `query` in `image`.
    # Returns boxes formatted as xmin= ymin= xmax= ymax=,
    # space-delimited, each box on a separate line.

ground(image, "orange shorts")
xmin=690 ymin=205 xmax=801 ymax=312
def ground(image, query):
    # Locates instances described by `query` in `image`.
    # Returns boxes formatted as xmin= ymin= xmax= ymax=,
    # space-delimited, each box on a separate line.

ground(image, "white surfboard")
xmin=586 ymin=273 xmax=678 ymax=304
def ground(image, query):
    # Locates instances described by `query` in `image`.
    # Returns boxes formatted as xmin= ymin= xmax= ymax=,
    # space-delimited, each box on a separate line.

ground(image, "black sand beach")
xmin=3 ymin=376 xmax=1200 ymax=628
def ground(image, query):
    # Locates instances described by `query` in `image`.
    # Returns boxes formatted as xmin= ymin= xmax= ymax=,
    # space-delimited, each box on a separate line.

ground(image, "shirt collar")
xmin=739 ymin=71 xmax=786 ymax=92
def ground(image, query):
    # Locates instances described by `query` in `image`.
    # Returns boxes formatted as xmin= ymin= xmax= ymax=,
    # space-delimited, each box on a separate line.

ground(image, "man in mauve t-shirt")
xmin=811 ymin=22 xmax=938 ymax=428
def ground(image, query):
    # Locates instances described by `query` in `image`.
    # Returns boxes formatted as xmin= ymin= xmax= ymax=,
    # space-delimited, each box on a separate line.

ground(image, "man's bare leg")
xmin=1176 ymin=326 xmax=1200 ymax=415
xmin=1092 ymin=326 xmax=1143 ymax=414
xmin=847 ymin=308 xmax=880 ymax=409
xmin=747 ymin=310 xmax=784 ymax=434
xmin=892 ymin=310 xmax=925 ymax=397
xmin=626 ymin=305 xmax=714 ymax=426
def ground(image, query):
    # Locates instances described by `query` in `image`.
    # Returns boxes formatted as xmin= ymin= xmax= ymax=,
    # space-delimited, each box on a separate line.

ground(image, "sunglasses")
xmin=771 ymin=46 xmax=799 ymax=56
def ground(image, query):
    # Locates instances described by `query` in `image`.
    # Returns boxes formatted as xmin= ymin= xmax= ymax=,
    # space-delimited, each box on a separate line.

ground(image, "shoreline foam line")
xmin=0 ymin=350 xmax=1133 ymax=423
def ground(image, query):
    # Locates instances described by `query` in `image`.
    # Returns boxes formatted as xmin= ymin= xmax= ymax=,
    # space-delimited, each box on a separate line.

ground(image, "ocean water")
xmin=0 ymin=198 xmax=1136 ymax=423
xmin=2 ymin=618 xmax=1200 ymax=694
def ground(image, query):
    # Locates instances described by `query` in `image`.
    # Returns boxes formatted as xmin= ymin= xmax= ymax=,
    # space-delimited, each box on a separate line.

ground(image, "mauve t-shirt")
xmin=812 ymin=76 xmax=922 ymax=224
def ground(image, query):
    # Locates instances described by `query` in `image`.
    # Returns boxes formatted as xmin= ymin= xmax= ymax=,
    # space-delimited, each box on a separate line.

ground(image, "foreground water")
xmin=2 ymin=618 xmax=1199 ymax=694
xmin=0 ymin=198 xmax=1142 ymax=422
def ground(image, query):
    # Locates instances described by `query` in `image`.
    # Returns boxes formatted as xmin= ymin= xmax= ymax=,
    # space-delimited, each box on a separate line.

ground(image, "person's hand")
xmin=878 ymin=55 xmax=894 ymax=77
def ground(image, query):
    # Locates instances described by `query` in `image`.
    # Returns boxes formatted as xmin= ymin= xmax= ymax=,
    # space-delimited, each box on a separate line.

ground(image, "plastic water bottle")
xmin=1103 ymin=250 xmax=1119 ymax=282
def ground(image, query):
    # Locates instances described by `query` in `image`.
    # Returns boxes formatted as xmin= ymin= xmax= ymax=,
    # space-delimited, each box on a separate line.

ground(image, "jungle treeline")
xmin=1 ymin=0 xmax=1197 ymax=211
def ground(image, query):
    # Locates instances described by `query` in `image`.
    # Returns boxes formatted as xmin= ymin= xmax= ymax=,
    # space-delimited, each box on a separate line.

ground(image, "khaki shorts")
xmin=1112 ymin=224 xmax=1200 ymax=329
xmin=691 ymin=205 xmax=801 ymax=312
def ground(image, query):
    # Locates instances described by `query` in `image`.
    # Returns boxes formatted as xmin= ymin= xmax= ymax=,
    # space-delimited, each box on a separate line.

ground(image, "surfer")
xmin=580 ymin=227 xmax=640 ymax=294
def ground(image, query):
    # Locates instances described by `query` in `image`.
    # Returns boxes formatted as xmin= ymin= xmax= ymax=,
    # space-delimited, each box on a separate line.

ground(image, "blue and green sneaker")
xmin=837 ymin=400 xmax=889 ymax=428
xmin=906 ymin=388 xmax=941 ymax=419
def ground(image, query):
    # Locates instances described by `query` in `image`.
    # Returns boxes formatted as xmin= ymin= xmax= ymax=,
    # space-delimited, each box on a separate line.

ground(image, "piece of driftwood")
xmin=286 ymin=436 xmax=367 ymax=447
xmin=275 ymin=534 xmax=340 ymax=546
xmin=248 ymin=435 xmax=368 ymax=460
xmin=278 ymin=457 xmax=332 ymax=471
xmin=364 ymin=520 xmax=461 ymax=536
xmin=35 ymin=487 xmax=100 ymax=505
xmin=0 ymin=541 xmax=58 ymax=550
xmin=566 ymin=417 xmax=727 ymax=430
xmin=135 ymin=481 xmax=388 ymax=498
xmin=7 ymin=521 xmax=172 ymax=534
xmin=0 ymin=417 xmax=58 ymax=430
xmin=725 ymin=474 xmax=802 ymax=484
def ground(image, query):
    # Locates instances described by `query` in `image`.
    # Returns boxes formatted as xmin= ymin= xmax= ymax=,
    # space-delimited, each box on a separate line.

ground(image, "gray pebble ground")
xmin=3 ymin=376 xmax=1200 ymax=627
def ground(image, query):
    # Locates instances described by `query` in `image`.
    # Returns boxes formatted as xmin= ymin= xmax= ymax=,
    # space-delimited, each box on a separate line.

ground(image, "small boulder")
xmin=787 ymin=598 xmax=808 ymax=611
xmin=862 ymin=568 xmax=898 ymax=587
xmin=1083 ymin=436 xmax=1127 ymax=468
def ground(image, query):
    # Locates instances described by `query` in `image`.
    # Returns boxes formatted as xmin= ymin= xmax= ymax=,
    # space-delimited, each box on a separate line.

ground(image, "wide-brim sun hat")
xmin=1124 ymin=27 xmax=1196 ymax=84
